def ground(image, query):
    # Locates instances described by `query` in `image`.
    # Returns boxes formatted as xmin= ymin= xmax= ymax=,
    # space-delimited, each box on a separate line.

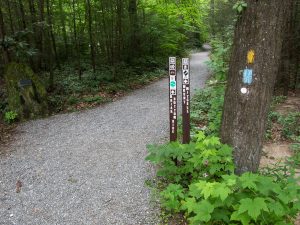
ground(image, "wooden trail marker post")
xmin=182 ymin=58 xmax=190 ymax=144
xmin=169 ymin=57 xmax=177 ymax=142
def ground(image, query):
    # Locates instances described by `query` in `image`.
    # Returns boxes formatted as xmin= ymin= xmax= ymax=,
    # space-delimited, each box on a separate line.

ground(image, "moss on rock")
xmin=4 ymin=63 xmax=48 ymax=119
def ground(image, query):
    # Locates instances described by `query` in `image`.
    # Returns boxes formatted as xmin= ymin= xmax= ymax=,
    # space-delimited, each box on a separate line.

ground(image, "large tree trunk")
xmin=220 ymin=0 xmax=293 ymax=174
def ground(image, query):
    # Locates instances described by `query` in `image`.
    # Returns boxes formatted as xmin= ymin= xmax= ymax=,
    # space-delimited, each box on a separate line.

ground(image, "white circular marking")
xmin=241 ymin=87 xmax=248 ymax=94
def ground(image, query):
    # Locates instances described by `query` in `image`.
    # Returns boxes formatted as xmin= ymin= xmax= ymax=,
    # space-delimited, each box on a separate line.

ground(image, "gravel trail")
xmin=0 ymin=52 xmax=209 ymax=225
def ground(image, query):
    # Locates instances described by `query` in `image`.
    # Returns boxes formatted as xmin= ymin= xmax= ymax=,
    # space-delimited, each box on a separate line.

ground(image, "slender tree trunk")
xmin=18 ymin=0 xmax=27 ymax=30
xmin=18 ymin=0 xmax=36 ymax=68
xmin=86 ymin=0 xmax=96 ymax=75
xmin=5 ymin=0 xmax=15 ymax=34
xmin=210 ymin=0 xmax=215 ymax=37
xmin=28 ymin=0 xmax=39 ymax=71
xmin=128 ymin=0 xmax=139 ymax=60
xmin=72 ymin=0 xmax=82 ymax=80
xmin=46 ymin=0 xmax=60 ymax=69
xmin=291 ymin=0 xmax=300 ymax=91
xmin=220 ymin=0 xmax=293 ymax=174
xmin=100 ymin=0 xmax=111 ymax=64
xmin=109 ymin=1 xmax=116 ymax=79
xmin=0 ymin=5 xmax=10 ymax=64
xmin=277 ymin=1 xmax=295 ymax=96
xmin=45 ymin=0 xmax=55 ymax=89
xmin=37 ymin=0 xmax=45 ymax=70
xmin=116 ymin=0 xmax=123 ymax=63
xmin=58 ymin=0 xmax=68 ymax=58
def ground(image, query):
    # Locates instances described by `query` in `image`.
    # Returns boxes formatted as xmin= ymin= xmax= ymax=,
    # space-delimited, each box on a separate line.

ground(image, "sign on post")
xmin=169 ymin=57 xmax=177 ymax=142
xmin=182 ymin=58 xmax=190 ymax=144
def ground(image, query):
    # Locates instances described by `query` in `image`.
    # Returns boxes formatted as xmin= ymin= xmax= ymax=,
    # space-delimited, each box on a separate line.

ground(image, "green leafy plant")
xmin=146 ymin=132 xmax=300 ymax=225
xmin=181 ymin=172 xmax=300 ymax=225
xmin=233 ymin=1 xmax=248 ymax=14
xmin=4 ymin=111 xmax=18 ymax=123
xmin=146 ymin=132 xmax=234 ymax=186
xmin=271 ymin=96 xmax=288 ymax=106
xmin=207 ymin=39 xmax=231 ymax=81
xmin=278 ymin=112 xmax=300 ymax=141
xmin=288 ymin=143 xmax=300 ymax=167
xmin=189 ymin=84 xmax=225 ymax=137
xmin=266 ymin=111 xmax=300 ymax=141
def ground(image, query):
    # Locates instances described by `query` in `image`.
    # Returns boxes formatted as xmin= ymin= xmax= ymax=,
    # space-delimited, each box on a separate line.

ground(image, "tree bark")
xmin=86 ymin=0 xmax=96 ymax=74
xmin=128 ymin=0 xmax=139 ymax=60
xmin=116 ymin=0 xmax=123 ymax=63
xmin=0 ymin=4 xmax=11 ymax=64
xmin=37 ymin=0 xmax=45 ymax=70
xmin=28 ymin=0 xmax=40 ymax=71
xmin=5 ymin=0 xmax=15 ymax=34
xmin=46 ymin=0 xmax=55 ymax=89
xmin=46 ymin=0 xmax=60 ymax=69
xmin=220 ymin=0 xmax=293 ymax=174
xmin=58 ymin=0 xmax=69 ymax=58
xmin=72 ymin=0 xmax=82 ymax=80
xmin=18 ymin=0 xmax=27 ymax=30
xmin=210 ymin=0 xmax=215 ymax=37
xmin=276 ymin=1 xmax=295 ymax=96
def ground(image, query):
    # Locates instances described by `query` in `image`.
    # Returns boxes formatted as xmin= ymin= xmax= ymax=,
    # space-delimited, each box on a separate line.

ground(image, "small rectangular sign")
xmin=182 ymin=58 xmax=190 ymax=144
xmin=169 ymin=57 xmax=177 ymax=142
xmin=19 ymin=79 xmax=32 ymax=88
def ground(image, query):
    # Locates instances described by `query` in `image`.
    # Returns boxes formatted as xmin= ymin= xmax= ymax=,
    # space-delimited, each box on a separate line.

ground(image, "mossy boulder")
xmin=4 ymin=63 xmax=48 ymax=119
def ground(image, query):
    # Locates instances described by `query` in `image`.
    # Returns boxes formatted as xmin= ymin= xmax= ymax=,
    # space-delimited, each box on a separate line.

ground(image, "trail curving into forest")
xmin=0 ymin=52 xmax=209 ymax=225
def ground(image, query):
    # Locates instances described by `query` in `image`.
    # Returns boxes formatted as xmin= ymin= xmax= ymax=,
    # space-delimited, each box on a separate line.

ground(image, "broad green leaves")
xmin=238 ymin=198 xmax=268 ymax=221
xmin=175 ymin=172 xmax=300 ymax=224
xmin=233 ymin=1 xmax=248 ymax=14
xmin=160 ymin=184 xmax=184 ymax=212
xmin=194 ymin=181 xmax=232 ymax=201
xmin=146 ymin=131 xmax=300 ymax=224
xmin=189 ymin=200 xmax=214 ymax=223
xmin=146 ymin=132 xmax=234 ymax=185
xmin=239 ymin=172 xmax=259 ymax=189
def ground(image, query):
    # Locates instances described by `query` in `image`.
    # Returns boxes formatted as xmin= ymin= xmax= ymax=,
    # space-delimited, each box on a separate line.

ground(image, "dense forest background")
xmin=0 ymin=0 xmax=299 ymax=120
xmin=0 ymin=0 xmax=213 ymax=116
xmin=0 ymin=0 xmax=210 ymax=72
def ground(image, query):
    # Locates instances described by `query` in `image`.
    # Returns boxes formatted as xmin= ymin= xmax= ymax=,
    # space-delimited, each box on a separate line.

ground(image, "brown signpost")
xmin=169 ymin=57 xmax=177 ymax=142
xmin=182 ymin=58 xmax=190 ymax=144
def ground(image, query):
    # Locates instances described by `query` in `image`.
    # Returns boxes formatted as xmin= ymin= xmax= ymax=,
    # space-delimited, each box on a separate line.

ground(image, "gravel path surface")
xmin=0 ymin=52 xmax=209 ymax=225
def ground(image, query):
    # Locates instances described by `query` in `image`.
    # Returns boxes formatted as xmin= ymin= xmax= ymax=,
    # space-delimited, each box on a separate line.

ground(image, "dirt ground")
xmin=260 ymin=91 xmax=300 ymax=167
